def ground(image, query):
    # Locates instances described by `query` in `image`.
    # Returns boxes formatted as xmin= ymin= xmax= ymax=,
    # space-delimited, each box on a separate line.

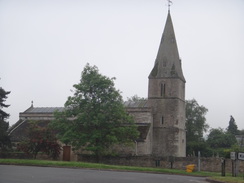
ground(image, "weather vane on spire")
xmin=167 ymin=0 xmax=173 ymax=12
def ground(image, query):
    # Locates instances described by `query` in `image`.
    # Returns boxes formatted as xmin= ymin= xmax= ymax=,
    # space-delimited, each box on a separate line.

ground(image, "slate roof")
xmin=20 ymin=101 xmax=149 ymax=115
xmin=124 ymin=100 xmax=148 ymax=108
xmin=23 ymin=107 xmax=65 ymax=114
xmin=9 ymin=120 xmax=51 ymax=142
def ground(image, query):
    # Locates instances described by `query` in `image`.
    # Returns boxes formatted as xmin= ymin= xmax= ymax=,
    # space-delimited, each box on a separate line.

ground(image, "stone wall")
xmin=0 ymin=152 xmax=55 ymax=160
xmin=2 ymin=152 xmax=244 ymax=174
xmin=78 ymin=155 xmax=244 ymax=173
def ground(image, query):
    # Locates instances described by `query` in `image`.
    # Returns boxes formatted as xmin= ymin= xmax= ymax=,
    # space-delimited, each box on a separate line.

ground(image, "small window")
xmin=161 ymin=116 xmax=164 ymax=125
xmin=160 ymin=83 xmax=166 ymax=97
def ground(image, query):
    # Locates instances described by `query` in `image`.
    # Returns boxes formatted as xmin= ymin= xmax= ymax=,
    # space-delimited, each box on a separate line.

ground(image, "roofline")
xmin=8 ymin=119 xmax=27 ymax=135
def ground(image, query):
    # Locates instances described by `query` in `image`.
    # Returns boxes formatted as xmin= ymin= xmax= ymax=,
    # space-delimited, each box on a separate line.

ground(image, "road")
xmin=0 ymin=165 xmax=208 ymax=183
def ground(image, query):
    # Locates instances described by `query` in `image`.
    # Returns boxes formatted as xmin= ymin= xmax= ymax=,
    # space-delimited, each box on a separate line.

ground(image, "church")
xmin=9 ymin=9 xmax=186 ymax=158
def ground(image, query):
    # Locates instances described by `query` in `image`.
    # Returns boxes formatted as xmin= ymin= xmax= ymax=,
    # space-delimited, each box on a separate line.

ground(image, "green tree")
xmin=226 ymin=115 xmax=239 ymax=135
xmin=18 ymin=121 xmax=61 ymax=159
xmin=186 ymin=141 xmax=212 ymax=157
xmin=207 ymin=128 xmax=236 ymax=149
xmin=206 ymin=128 xmax=237 ymax=157
xmin=185 ymin=99 xmax=209 ymax=156
xmin=186 ymin=99 xmax=209 ymax=142
xmin=239 ymin=129 xmax=244 ymax=135
xmin=52 ymin=64 xmax=139 ymax=161
xmin=0 ymin=87 xmax=11 ymax=151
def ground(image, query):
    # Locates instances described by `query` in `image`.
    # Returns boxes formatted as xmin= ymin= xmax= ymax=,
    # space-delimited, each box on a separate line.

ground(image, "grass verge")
xmin=0 ymin=158 xmax=244 ymax=183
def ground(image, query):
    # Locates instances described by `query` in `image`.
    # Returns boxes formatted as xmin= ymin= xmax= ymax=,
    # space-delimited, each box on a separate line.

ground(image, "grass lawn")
xmin=0 ymin=158 xmax=244 ymax=183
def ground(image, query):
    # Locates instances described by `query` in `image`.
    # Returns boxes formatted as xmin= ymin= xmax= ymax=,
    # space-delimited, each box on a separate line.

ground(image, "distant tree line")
xmin=185 ymin=99 xmax=243 ymax=157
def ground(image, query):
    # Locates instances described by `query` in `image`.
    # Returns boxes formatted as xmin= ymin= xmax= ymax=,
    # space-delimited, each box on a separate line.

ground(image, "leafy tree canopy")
xmin=186 ymin=99 xmax=209 ymax=142
xmin=207 ymin=128 xmax=237 ymax=149
xmin=18 ymin=121 xmax=61 ymax=159
xmin=239 ymin=129 xmax=244 ymax=135
xmin=52 ymin=64 xmax=139 ymax=161
xmin=0 ymin=86 xmax=11 ymax=151
xmin=185 ymin=99 xmax=209 ymax=156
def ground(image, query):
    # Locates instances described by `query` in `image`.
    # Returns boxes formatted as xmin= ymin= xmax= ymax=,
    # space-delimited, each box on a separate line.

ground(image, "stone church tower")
xmin=148 ymin=11 xmax=186 ymax=157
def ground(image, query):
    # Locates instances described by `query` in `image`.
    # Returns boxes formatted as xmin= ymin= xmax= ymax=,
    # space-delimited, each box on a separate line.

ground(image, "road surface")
xmin=0 ymin=165 xmax=208 ymax=183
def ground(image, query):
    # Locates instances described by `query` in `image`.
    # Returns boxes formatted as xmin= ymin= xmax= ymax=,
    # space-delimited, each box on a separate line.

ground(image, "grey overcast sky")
xmin=1 ymin=0 xmax=244 ymax=131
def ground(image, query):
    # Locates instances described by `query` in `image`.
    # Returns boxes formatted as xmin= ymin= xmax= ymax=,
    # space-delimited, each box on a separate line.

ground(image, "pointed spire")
xmin=149 ymin=11 xmax=185 ymax=82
